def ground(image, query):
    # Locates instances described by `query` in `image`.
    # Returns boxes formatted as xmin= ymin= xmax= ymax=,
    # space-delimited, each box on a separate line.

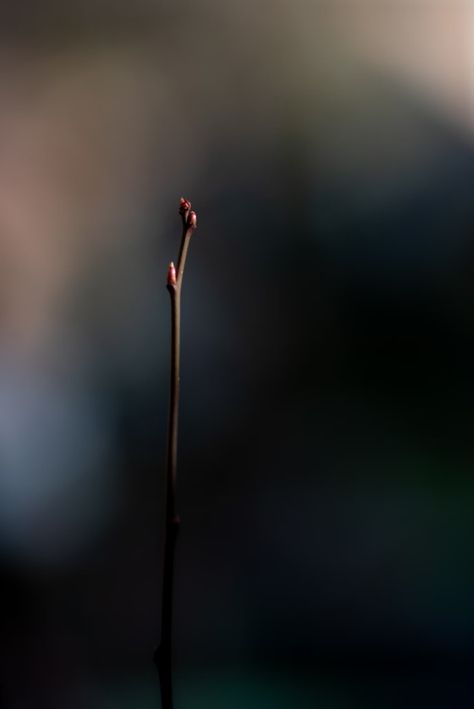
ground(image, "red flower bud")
xmin=167 ymin=261 xmax=177 ymax=286
xmin=187 ymin=210 xmax=197 ymax=230
xmin=179 ymin=197 xmax=192 ymax=215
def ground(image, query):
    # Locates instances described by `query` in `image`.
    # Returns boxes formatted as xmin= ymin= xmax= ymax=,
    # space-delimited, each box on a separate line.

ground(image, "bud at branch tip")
xmin=179 ymin=197 xmax=192 ymax=215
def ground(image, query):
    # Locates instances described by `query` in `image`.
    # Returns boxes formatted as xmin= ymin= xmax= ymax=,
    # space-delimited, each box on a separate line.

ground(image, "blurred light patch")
xmin=0 ymin=362 xmax=115 ymax=565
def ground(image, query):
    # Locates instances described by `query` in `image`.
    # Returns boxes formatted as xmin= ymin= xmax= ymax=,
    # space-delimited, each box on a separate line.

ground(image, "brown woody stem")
xmin=154 ymin=219 xmax=194 ymax=709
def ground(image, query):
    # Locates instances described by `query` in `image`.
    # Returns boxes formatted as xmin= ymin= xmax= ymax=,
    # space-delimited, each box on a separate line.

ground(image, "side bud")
xmin=187 ymin=210 xmax=197 ymax=230
xmin=167 ymin=261 xmax=177 ymax=287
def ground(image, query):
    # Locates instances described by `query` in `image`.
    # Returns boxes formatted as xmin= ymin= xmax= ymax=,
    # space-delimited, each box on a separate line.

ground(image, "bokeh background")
xmin=1 ymin=1 xmax=474 ymax=707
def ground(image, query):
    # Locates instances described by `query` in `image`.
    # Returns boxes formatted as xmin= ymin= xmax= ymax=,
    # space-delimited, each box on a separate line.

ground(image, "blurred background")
xmin=1 ymin=1 xmax=474 ymax=707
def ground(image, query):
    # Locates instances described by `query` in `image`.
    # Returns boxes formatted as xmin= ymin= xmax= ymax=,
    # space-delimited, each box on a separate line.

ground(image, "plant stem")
xmin=155 ymin=218 xmax=194 ymax=709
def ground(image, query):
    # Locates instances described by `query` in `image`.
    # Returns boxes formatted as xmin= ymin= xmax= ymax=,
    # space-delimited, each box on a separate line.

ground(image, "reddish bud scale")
xmin=179 ymin=197 xmax=192 ymax=215
xmin=167 ymin=261 xmax=177 ymax=286
xmin=187 ymin=210 xmax=197 ymax=229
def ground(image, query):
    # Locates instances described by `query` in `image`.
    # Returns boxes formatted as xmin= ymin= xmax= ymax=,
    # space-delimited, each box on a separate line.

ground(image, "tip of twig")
xmin=179 ymin=197 xmax=192 ymax=215
xmin=167 ymin=261 xmax=177 ymax=286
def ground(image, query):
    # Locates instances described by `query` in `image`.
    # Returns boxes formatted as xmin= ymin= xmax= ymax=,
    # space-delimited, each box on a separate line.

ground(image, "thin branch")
xmin=154 ymin=198 xmax=197 ymax=709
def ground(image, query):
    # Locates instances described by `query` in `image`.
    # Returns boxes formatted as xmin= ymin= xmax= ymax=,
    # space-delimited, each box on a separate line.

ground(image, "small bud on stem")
xmin=167 ymin=262 xmax=177 ymax=287
xmin=179 ymin=197 xmax=192 ymax=214
xmin=187 ymin=210 xmax=197 ymax=230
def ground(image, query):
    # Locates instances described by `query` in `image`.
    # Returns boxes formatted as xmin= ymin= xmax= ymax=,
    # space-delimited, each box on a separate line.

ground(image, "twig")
xmin=154 ymin=198 xmax=197 ymax=709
